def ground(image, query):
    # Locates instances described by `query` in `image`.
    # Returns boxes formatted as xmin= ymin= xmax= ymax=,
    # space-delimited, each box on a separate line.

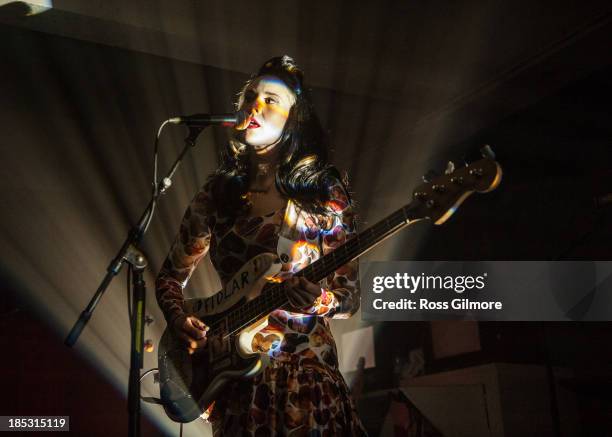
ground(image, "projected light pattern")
xmin=289 ymin=240 xmax=319 ymax=271
xmin=238 ymin=76 xmax=292 ymax=119
xmin=248 ymin=95 xmax=291 ymax=120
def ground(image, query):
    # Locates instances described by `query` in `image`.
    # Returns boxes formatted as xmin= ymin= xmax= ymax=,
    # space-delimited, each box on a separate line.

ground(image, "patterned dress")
xmin=156 ymin=178 xmax=367 ymax=436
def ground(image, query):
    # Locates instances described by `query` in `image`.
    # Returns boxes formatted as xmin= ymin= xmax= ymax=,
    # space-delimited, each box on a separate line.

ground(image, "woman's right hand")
xmin=171 ymin=314 xmax=209 ymax=355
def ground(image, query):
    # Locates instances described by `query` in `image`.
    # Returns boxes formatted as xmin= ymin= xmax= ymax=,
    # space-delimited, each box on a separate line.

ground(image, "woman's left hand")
xmin=284 ymin=276 xmax=322 ymax=311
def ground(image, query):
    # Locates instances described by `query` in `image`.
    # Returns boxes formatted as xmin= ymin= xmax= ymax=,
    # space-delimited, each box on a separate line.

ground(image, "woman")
xmin=156 ymin=56 xmax=366 ymax=436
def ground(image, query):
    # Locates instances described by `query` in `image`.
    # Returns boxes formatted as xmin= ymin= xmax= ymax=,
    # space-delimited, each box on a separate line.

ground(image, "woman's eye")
xmin=264 ymin=97 xmax=276 ymax=104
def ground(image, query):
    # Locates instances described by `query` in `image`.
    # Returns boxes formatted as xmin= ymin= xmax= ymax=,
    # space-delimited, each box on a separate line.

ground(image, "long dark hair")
xmin=207 ymin=56 xmax=344 ymax=217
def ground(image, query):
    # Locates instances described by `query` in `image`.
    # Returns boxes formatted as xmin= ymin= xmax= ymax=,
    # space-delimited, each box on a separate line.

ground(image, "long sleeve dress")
xmin=156 ymin=177 xmax=368 ymax=437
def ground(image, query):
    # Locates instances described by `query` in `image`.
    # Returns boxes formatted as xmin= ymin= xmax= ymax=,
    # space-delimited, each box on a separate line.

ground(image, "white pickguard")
xmin=184 ymin=252 xmax=283 ymax=317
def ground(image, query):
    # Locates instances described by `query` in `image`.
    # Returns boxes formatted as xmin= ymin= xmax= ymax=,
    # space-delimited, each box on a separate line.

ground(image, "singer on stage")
xmin=156 ymin=56 xmax=367 ymax=436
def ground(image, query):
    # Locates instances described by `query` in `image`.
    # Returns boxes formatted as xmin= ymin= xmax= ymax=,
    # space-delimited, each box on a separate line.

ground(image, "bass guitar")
xmin=158 ymin=146 xmax=502 ymax=423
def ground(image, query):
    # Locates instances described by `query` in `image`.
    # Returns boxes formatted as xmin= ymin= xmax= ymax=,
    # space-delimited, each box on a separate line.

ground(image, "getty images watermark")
xmin=371 ymin=271 xmax=501 ymax=311
xmin=360 ymin=261 xmax=612 ymax=321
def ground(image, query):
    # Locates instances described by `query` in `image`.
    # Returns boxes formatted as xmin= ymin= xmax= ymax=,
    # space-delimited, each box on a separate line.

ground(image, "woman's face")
xmin=239 ymin=75 xmax=296 ymax=155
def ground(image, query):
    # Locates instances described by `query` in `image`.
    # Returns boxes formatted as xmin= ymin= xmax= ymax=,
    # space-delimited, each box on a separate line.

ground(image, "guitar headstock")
xmin=408 ymin=145 xmax=502 ymax=225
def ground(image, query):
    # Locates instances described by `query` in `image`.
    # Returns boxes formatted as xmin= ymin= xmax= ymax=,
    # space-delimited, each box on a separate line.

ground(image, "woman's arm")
xmin=302 ymin=177 xmax=360 ymax=319
xmin=155 ymin=187 xmax=214 ymax=326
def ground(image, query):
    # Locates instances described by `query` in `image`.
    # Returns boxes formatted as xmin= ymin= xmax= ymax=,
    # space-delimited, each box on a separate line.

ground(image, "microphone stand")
xmin=127 ymin=247 xmax=147 ymax=437
xmin=64 ymin=124 xmax=207 ymax=437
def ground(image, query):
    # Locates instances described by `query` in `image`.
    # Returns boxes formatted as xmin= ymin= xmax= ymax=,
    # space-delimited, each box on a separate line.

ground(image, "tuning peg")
xmin=480 ymin=144 xmax=495 ymax=160
xmin=422 ymin=169 xmax=439 ymax=183
xmin=444 ymin=161 xmax=455 ymax=175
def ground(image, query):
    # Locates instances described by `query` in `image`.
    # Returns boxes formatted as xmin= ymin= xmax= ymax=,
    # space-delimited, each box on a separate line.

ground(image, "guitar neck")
xmin=213 ymin=153 xmax=502 ymax=336
xmin=225 ymin=202 xmax=421 ymax=334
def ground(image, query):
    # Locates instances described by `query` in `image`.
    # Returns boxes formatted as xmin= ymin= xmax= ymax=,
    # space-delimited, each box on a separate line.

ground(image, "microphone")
xmin=168 ymin=111 xmax=249 ymax=130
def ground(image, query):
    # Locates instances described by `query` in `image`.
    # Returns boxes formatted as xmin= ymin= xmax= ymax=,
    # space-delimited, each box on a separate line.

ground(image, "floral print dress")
xmin=156 ymin=178 xmax=367 ymax=436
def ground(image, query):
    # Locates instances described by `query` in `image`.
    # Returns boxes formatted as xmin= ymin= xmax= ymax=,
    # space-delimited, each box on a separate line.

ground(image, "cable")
xmin=139 ymin=368 xmax=159 ymax=383
xmin=142 ymin=119 xmax=172 ymax=236
xmin=139 ymin=368 xmax=164 ymax=406
xmin=129 ymin=119 xmax=170 ymax=338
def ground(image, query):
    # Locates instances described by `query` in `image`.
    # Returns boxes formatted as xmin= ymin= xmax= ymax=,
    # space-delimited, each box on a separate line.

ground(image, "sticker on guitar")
xmin=187 ymin=253 xmax=283 ymax=316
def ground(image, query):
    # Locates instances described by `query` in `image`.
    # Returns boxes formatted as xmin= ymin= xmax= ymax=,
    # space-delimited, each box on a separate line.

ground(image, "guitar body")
xmin=158 ymin=253 xmax=281 ymax=423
